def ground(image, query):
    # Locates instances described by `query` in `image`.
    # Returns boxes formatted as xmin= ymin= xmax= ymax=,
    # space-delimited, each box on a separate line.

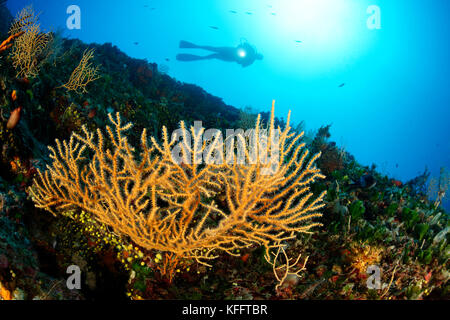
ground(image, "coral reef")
xmin=30 ymin=103 xmax=326 ymax=282
xmin=0 ymin=4 xmax=447 ymax=300
xmin=427 ymin=167 xmax=450 ymax=208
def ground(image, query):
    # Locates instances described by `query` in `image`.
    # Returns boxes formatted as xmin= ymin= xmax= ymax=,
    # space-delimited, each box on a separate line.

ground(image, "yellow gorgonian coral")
xmin=59 ymin=48 xmax=101 ymax=94
xmin=29 ymin=100 xmax=326 ymax=279
xmin=9 ymin=5 xmax=53 ymax=78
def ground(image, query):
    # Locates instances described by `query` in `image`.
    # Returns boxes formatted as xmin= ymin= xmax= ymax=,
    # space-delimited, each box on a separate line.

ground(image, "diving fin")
xmin=179 ymin=40 xmax=199 ymax=49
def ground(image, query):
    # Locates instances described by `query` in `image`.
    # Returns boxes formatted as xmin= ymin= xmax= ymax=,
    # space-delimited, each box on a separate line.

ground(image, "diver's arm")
xmin=240 ymin=59 xmax=253 ymax=67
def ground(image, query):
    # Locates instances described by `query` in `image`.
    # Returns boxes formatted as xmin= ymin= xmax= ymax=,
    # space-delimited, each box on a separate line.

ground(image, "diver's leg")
xmin=195 ymin=46 xmax=231 ymax=53
xmin=179 ymin=41 xmax=234 ymax=56
xmin=176 ymin=54 xmax=203 ymax=61
xmin=176 ymin=53 xmax=219 ymax=61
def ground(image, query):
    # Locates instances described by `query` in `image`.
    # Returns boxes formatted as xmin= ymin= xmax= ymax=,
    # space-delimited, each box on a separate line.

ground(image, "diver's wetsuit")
xmin=176 ymin=40 xmax=262 ymax=67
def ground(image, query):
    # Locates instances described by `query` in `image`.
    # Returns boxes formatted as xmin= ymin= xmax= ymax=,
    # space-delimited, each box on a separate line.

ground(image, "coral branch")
xmin=264 ymin=242 xmax=309 ymax=292
xmin=59 ymin=48 xmax=101 ymax=94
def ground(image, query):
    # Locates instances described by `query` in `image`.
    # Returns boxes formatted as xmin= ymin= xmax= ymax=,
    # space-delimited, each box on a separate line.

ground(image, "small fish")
xmin=241 ymin=253 xmax=250 ymax=263
xmin=133 ymin=42 xmax=139 ymax=45
xmin=88 ymin=108 xmax=97 ymax=119
xmin=229 ymin=10 xmax=237 ymax=14
xmin=338 ymin=83 xmax=345 ymax=87
xmin=424 ymin=271 xmax=432 ymax=283
xmin=245 ymin=12 xmax=252 ymax=15
xmin=395 ymin=163 xmax=399 ymax=168
xmin=165 ymin=58 xmax=170 ymax=62
xmin=7 ymin=106 xmax=22 ymax=129
xmin=295 ymin=40 xmax=302 ymax=43
xmin=271 ymin=12 xmax=276 ymax=16
xmin=11 ymin=90 xmax=18 ymax=101
xmin=391 ymin=179 xmax=402 ymax=187
xmin=209 ymin=26 xmax=219 ymax=30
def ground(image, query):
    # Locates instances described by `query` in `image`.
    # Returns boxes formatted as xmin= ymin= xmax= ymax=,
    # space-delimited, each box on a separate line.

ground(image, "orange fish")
xmin=240 ymin=253 xmax=250 ymax=263
xmin=88 ymin=108 xmax=96 ymax=118
xmin=424 ymin=271 xmax=432 ymax=283
xmin=6 ymin=106 xmax=22 ymax=129
xmin=391 ymin=179 xmax=402 ymax=187
xmin=11 ymin=90 xmax=17 ymax=101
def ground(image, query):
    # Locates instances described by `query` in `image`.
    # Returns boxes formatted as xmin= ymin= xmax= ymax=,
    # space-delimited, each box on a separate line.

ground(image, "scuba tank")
xmin=236 ymin=38 xmax=256 ymax=59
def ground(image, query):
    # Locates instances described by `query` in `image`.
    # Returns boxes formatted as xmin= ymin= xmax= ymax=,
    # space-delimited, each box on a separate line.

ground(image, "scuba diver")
xmin=176 ymin=39 xmax=263 ymax=68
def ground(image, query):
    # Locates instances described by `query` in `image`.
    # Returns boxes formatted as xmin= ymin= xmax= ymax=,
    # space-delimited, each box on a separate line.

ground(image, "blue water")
xmin=6 ymin=0 xmax=450 ymax=209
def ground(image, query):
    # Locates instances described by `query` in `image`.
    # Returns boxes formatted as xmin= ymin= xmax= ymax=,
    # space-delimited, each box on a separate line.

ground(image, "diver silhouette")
xmin=176 ymin=40 xmax=263 ymax=68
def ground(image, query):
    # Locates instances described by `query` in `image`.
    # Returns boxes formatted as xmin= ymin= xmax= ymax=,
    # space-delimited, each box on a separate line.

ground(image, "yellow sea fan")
xmin=30 ymin=100 xmax=326 ymax=280
xmin=8 ymin=5 xmax=53 ymax=78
